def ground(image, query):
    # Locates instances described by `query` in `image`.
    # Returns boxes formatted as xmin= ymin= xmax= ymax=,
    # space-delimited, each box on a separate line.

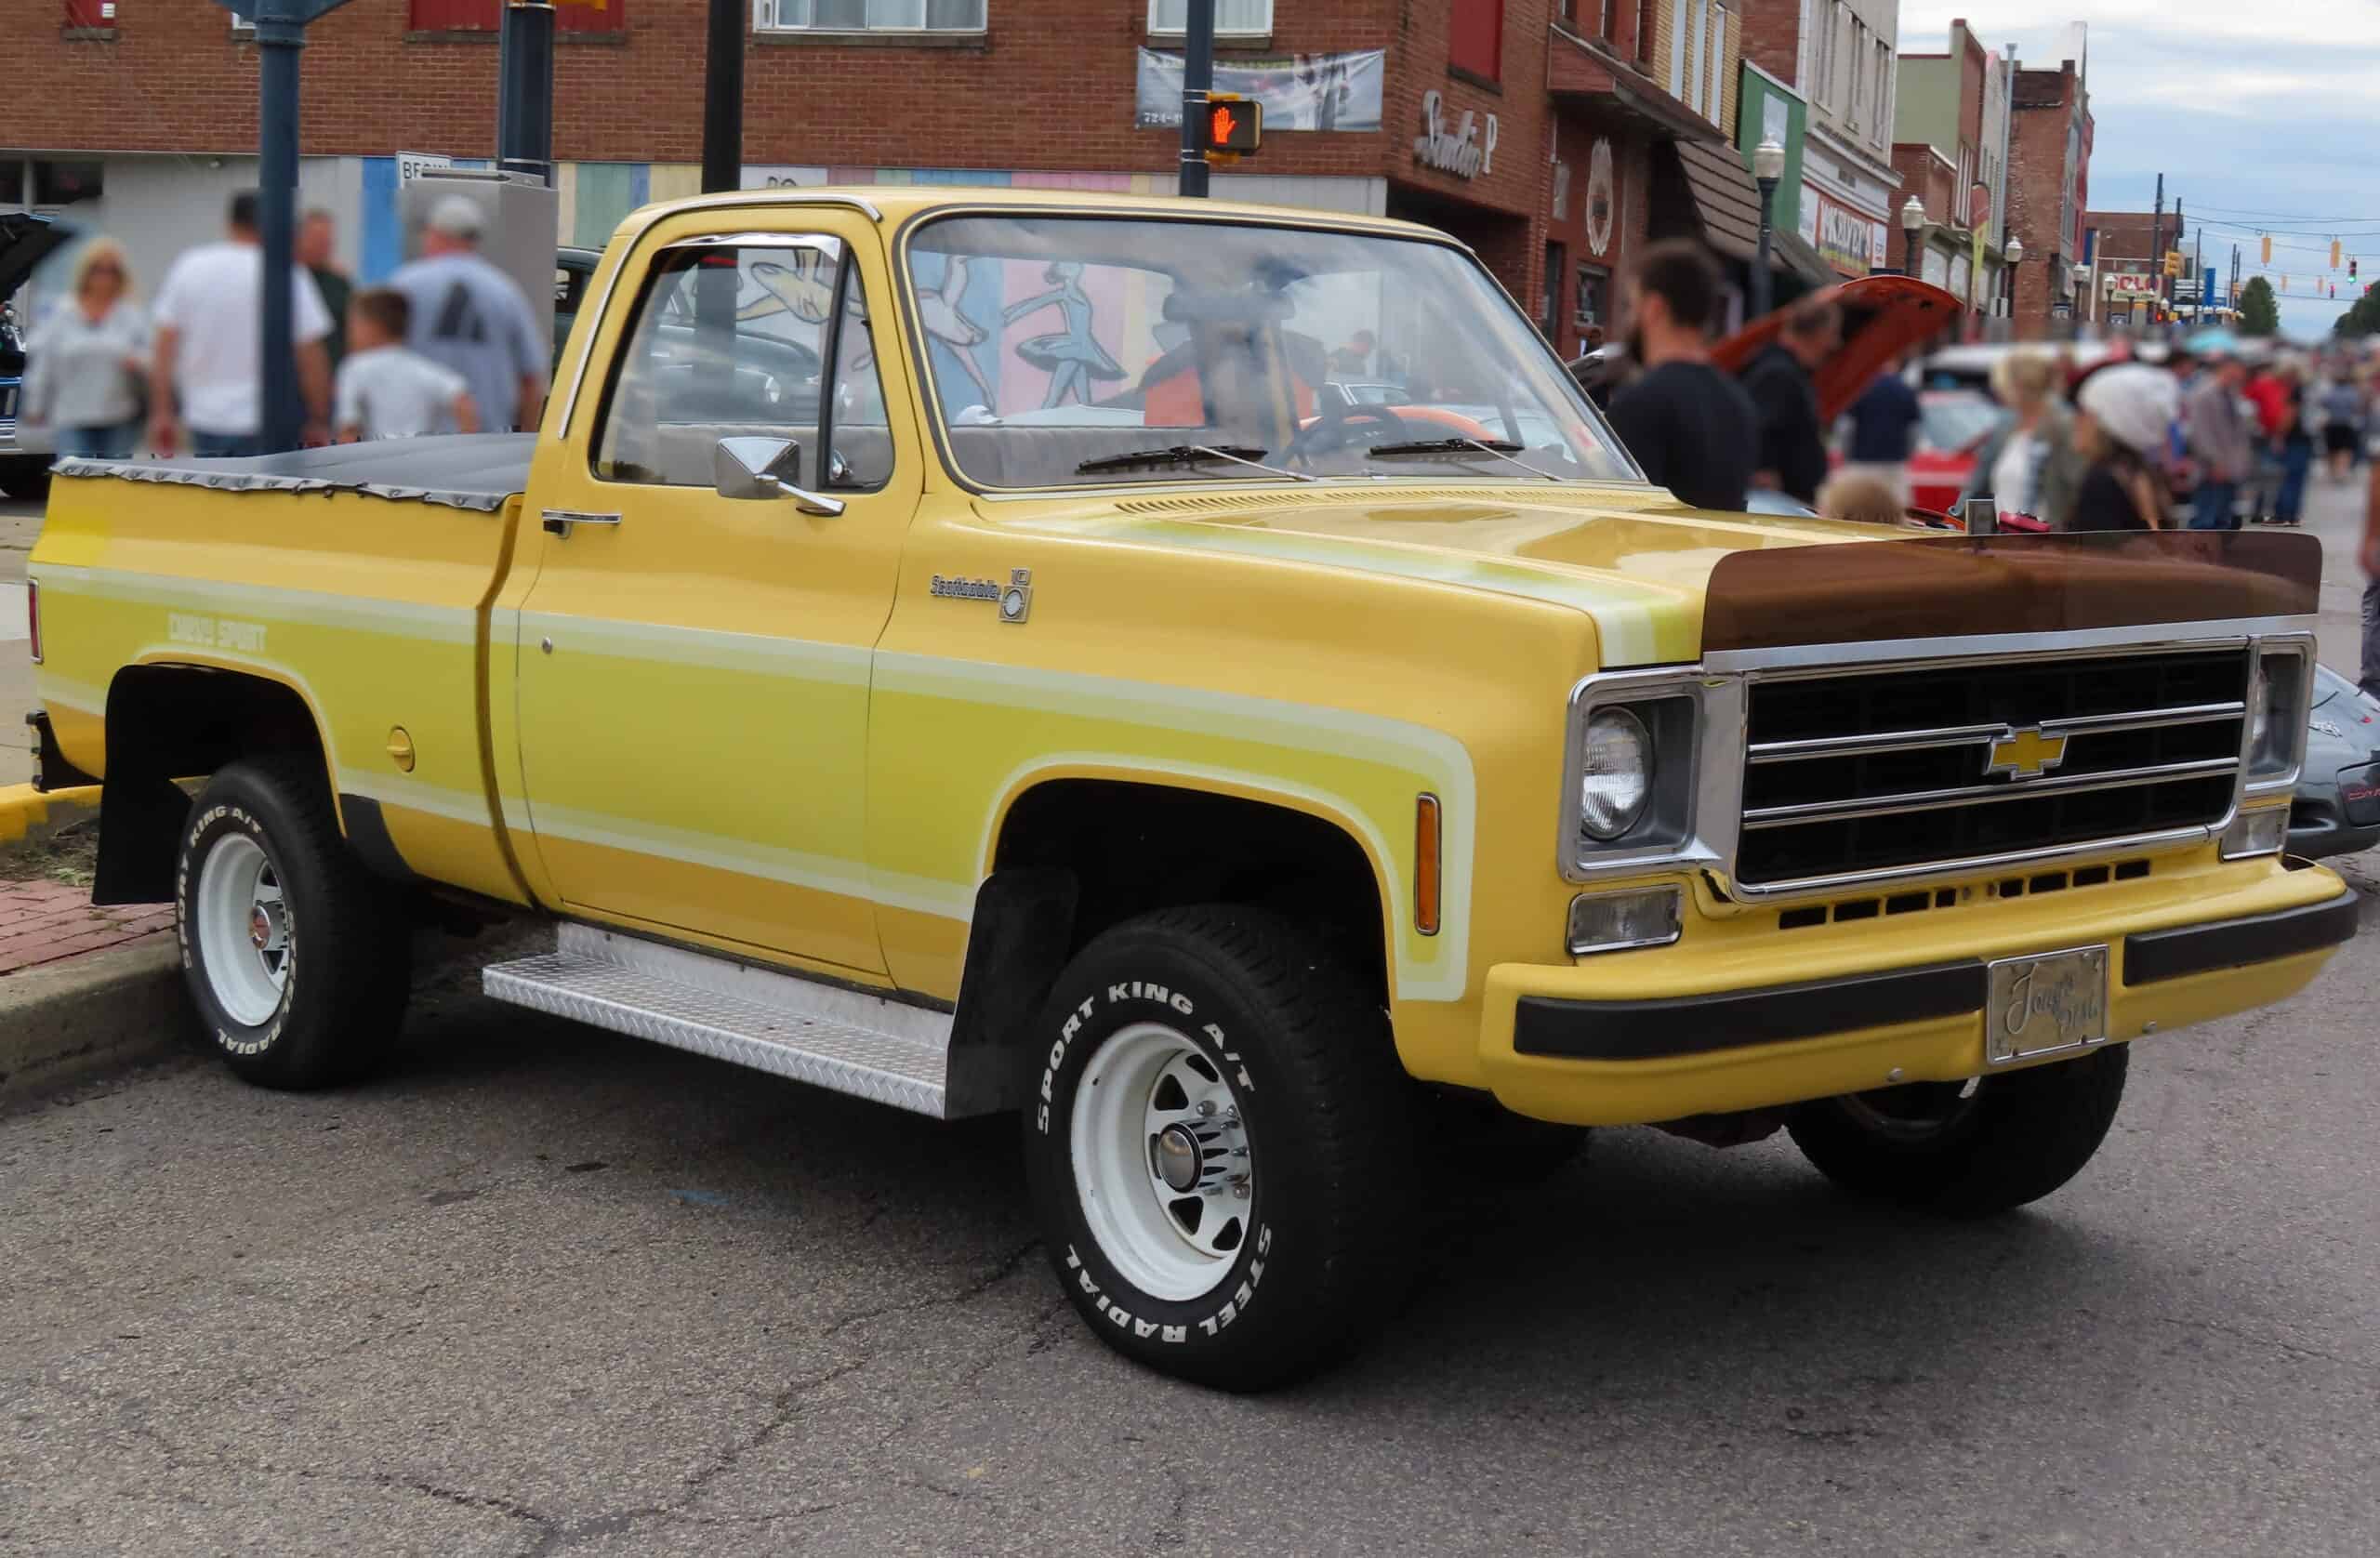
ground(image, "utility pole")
xmin=221 ymin=0 xmax=355 ymax=456
xmin=1177 ymin=0 xmax=1214 ymax=197
xmin=702 ymin=0 xmax=744 ymax=193
xmin=2171 ymin=197 xmax=2183 ymax=316
xmin=2149 ymin=173 xmax=2162 ymax=323
xmin=496 ymin=1 xmax=556 ymax=187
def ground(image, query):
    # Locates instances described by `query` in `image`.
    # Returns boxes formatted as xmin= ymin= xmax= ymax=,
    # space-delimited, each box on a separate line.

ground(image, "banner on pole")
xmin=1134 ymin=47 xmax=1384 ymax=132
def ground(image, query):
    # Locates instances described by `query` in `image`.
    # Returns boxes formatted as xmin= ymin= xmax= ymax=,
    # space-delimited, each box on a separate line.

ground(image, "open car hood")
xmin=0 ymin=212 xmax=73 ymax=305
xmin=1712 ymin=274 xmax=1964 ymax=422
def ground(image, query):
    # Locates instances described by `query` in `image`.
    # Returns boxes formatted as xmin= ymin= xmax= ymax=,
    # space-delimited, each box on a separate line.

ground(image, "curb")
xmin=0 ymin=934 xmax=193 ymax=1107
xmin=0 ymin=783 xmax=102 ymax=849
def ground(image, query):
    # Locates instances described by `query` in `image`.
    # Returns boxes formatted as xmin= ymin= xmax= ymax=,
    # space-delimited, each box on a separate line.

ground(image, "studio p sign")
xmin=1415 ymin=90 xmax=1497 ymax=178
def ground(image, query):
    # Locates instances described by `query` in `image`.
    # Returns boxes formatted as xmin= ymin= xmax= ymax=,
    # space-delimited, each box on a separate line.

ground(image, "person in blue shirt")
xmin=1838 ymin=357 xmax=1922 ymax=505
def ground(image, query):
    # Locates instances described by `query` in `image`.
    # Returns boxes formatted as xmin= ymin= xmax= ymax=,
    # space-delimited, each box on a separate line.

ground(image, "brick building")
xmin=1893 ymin=17 xmax=2012 ymax=315
xmin=4 ymin=0 xmax=1794 ymax=357
xmin=2083 ymin=207 xmax=2194 ymax=326
xmin=1740 ymin=0 xmax=1904 ymax=280
xmin=2003 ymin=53 xmax=2091 ymax=334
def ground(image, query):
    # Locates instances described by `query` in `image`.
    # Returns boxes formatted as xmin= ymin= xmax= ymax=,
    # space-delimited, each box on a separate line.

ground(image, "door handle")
xmin=542 ymin=508 xmax=623 ymax=537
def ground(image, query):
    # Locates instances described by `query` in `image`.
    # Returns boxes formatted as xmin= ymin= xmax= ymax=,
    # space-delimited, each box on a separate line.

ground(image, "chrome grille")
xmin=1735 ymin=648 xmax=2250 ymax=891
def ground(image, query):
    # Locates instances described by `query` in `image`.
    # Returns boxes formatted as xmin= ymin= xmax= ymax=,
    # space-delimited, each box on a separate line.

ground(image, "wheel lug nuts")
xmin=1196 ymin=1100 xmax=1216 ymax=1116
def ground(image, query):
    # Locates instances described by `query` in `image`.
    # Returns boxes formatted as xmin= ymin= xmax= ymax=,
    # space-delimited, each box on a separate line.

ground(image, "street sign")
xmin=398 ymin=151 xmax=453 ymax=185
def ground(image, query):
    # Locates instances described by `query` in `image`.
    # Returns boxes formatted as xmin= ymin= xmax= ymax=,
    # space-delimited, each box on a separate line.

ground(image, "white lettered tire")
xmin=176 ymin=757 xmax=410 ymax=1089
xmin=1022 ymin=906 xmax=1416 ymax=1391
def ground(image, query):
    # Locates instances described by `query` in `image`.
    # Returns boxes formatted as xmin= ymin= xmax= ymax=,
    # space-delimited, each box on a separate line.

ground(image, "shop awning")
xmin=1659 ymin=139 xmax=1832 ymax=284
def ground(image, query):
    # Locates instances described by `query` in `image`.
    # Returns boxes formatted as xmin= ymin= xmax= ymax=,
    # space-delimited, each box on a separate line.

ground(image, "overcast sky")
xmin=1899 ymin=0 xmax=2380 ymax=339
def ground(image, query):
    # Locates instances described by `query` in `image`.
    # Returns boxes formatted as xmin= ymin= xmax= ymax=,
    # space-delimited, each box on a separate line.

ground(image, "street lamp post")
xmin=1751 ymin=138 xmax=1785 ymax=319
xmin=1900 ymin=196 xmax=1926 ymax=280
xmin=2002 ymin=233 xmax=2024 ymax=327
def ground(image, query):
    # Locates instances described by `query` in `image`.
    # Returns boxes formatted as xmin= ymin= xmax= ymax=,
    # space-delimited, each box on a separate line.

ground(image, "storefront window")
xmin=1542 ymin=241 xmax=1566 ymax=337
xmin=31 ymin=161 xmax=101 ymax=207
xmin=1575 ymin=264 xmax=1609 ymax=330
xmin=760 ymin=0 xmax=985 ymax=31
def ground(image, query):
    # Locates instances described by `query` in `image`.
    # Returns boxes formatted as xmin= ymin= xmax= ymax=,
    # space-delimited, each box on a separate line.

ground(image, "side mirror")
xmin=713 ymin=436 xmax=846 ymax=517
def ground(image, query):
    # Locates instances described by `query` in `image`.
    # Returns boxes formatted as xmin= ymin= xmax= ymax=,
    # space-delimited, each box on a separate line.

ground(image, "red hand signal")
xmin=1210 ymin=106 xmax=1238 ymax=147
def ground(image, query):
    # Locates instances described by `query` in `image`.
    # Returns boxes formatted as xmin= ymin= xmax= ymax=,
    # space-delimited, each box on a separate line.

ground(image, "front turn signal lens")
xmin=1414 ymin=793 xmax=1442 ymax=936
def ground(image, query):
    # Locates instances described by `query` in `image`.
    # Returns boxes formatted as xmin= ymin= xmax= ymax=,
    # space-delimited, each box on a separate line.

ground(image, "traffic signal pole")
xmin=1177 ymin=0 xmax=1214 ymax=197
xmin=702 ymin=0 xmax=744 ymax=192
xmin=496 ymin=1 xmax=556 ymax=186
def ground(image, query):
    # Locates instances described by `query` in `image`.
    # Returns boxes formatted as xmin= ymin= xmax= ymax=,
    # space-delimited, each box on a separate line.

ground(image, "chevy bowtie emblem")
xmin=1986 ymin=726 xmax=2069 ymax=781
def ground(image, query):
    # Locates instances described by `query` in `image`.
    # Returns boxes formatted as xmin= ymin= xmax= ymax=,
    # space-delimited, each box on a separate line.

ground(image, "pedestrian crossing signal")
xmin=1201 ymin=94 xmax=1263 ymax=156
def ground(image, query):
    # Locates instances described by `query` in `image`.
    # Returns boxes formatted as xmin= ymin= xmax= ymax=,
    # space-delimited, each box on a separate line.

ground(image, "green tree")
xmin=2238 ymin=276 xmax=2280 ymax=336
xmin=2335 ymin=283 xmax=2380 ymax=338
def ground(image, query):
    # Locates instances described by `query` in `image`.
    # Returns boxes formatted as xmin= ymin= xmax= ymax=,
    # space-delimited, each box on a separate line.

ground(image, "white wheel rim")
xmin=1069 ymin=1022 xmax=1254 ymax=1302
xmin=195 ymin=834 xmax=291 ymax=1027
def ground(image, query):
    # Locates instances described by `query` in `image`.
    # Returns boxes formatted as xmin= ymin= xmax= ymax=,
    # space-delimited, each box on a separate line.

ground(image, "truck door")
xmin=511 ymin=218 xmax=914 ymax=975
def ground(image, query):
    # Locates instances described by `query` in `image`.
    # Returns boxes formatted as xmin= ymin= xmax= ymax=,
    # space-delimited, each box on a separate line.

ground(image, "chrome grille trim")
xmin=1745 ymin=701 xmax=2247 ymax=765
xmin=1741 ymin=758 xmax=2243 ymax=829
xmin=1562 ymin=618 xmax=2317 ymax=902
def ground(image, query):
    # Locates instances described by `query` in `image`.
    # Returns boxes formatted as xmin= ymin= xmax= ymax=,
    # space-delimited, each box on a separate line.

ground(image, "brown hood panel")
xmin=1702 ymin=531 xmax=2322 ymax=654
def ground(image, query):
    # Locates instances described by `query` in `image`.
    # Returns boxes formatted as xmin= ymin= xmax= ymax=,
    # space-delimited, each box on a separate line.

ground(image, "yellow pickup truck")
xmin=24 ymin=188 xmax=2358 ymax=1390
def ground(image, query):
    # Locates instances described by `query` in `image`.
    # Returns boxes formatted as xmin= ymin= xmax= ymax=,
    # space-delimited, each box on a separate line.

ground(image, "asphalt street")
xmin=4 ymin=480 xmax=2378 ymax=1557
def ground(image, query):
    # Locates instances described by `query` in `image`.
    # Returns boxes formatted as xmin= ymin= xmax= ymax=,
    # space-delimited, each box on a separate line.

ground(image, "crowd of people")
xmin=1593 ymin=237 xmax=2380 ymax=695
xmin=19 ymin=191 xmax=544 ymax=458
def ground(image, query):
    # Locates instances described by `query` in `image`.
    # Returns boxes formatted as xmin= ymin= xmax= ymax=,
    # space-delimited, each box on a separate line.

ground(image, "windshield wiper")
xmin=1364 ymin=437 xmax=1558 ymax=481
xmin=1074 ymin=443 xmax=1313 ymax=481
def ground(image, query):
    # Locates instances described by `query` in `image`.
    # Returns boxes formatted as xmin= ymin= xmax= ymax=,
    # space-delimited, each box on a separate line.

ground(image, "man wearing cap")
xmin=389 ymin=196 xmax=547 ymax=434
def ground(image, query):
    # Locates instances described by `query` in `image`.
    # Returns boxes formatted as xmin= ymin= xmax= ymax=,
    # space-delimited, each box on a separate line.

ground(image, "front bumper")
xmin=1478 ymin=857 xmax=2359 ymax=1127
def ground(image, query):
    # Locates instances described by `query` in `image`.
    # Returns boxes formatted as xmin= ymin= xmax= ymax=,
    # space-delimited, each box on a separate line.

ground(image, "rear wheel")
xmin=176 ymin=757 xmax=410 ymax=1089
xmin=1786 ymin=1045 xmax=2129 ymax=1217
xmin=1022 ymin=906 xmax=1415 ymax=1392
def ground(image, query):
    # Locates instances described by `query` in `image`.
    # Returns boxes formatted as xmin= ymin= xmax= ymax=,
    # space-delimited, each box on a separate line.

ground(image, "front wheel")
xmin=1786 ymin=1044 xmax=2129 ymax=1217
xmin=177 ymin=757 xmax=411 ymax=1089
xmin=1022 ymin=906 xmax=1416 ymax=1392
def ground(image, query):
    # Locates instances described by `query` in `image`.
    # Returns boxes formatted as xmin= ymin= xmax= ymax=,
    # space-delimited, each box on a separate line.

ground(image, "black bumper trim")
xmin=2123 ymin=885 xmax=2360 ymax=985
xmin=1514 ymin=959 xmax=1989 ymax=1062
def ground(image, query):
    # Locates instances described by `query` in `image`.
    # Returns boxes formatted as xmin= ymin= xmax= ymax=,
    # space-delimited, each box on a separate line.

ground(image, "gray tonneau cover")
xmin=54 ymin=432 xmax=536 ymax=514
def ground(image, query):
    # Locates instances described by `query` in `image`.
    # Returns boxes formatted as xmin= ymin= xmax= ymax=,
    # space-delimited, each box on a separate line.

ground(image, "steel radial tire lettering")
xmin=1022 ymin=905 xmax=1419 ymax=1393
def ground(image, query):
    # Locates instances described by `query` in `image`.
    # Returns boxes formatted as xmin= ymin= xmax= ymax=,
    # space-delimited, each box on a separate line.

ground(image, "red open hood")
xmin=1711 ymin=274 xmax=1964 ymax=422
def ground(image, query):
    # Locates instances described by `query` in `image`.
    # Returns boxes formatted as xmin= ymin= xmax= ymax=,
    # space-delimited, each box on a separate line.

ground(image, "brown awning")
xmin=1664 ymin=138 xmax=1765 ymax=262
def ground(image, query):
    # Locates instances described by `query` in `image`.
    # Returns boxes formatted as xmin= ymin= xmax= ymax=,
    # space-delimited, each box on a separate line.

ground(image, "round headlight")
xmin=1580 ymin=708 xmax=1654 ymax=841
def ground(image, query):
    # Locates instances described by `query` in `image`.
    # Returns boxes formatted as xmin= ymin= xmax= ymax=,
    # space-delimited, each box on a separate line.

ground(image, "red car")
xmin=1905 ymin=389 xmax=2002 ymax=513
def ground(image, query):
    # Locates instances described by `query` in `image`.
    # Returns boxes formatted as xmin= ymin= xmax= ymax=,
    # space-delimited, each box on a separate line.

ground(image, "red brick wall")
xmin=1739 ymin=0 xmax=1800 ymax=88
xmin=1543 ymin=104 xmax=1649 ymax=355
xmin=9 ymin=0 xmax=1412 ymax=175
xmin=10 ymin=0 xmax=1585 ymax=324
xmin=2004 ymin=66 xmax=2079 ymax=332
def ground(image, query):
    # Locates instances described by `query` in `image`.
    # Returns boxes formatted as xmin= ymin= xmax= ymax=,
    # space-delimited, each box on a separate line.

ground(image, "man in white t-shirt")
xmin=148 ymin=189 xmax=334 ymax=457
xmin=335 ymin=288 xmax=479 ymax=442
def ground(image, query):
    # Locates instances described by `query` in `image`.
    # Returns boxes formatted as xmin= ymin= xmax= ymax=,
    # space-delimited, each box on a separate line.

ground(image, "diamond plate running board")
xmin=482 ymin=924 xmax=959 ymax=1118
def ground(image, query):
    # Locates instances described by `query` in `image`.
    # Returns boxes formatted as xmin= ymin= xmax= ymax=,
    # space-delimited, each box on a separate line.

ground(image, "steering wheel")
xmin=1286 ymin=404 xmax=1409 ymax=467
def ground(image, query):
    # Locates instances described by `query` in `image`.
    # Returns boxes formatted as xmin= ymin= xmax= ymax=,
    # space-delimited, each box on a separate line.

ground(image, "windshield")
xmin=905 ymin=214 xmax=1636 ymax=489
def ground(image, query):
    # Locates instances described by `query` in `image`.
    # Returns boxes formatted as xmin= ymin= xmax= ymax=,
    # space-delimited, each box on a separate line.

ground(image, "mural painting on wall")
xmin=910 ymin=252 xmax=1150 ymax=418
xmin=1584 ymin=140 xmax=1616 ymax=257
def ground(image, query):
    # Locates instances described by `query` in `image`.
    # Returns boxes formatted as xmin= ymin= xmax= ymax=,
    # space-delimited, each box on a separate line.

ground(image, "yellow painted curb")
xmin=0 ymin=784 xmax=102 ymax=849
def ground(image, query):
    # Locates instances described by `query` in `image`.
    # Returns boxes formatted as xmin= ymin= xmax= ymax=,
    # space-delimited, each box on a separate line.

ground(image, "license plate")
xmin=1986 ymin=945 xmax=2109 ymax=1063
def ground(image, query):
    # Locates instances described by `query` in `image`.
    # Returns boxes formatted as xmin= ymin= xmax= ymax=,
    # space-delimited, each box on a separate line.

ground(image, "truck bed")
xmin=54 ymin=432 xmax=536 ymax=513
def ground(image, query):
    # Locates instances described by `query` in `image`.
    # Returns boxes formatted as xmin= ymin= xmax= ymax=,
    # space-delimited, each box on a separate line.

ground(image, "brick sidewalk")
xmin=0 ymin=880 xmax=176 ymax=975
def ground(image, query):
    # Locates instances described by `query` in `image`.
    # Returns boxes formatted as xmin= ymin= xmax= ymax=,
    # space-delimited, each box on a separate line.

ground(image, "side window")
xmin=826 ymin=260 xmax=892 ymax=489
xmin=594 ymin=238 xmax=847 ymax=488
